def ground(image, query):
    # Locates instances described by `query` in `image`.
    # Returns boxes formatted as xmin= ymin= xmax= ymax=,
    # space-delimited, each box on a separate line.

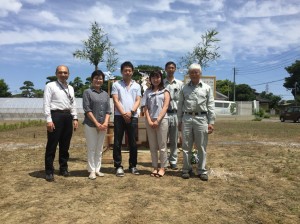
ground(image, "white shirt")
xmin=43 ymin=81 xmax=78 ymax=122
xmin=111 ymin=80 xmax=141 ymax=117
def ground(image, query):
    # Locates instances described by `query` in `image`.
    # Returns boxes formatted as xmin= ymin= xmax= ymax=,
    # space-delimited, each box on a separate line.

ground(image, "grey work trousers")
xmin=167 ymin=113 xmax=179 ymax=165
xmin=181 ymin=114 xmax=208 ymax=175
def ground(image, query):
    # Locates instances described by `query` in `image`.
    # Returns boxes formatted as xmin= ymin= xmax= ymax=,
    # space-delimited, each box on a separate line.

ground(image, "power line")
xmin=237 ymin=56 xmax=299 ymax=75
xmin=256 ymin=46 xmax=300 ymax=62
xmin=251 ymin=78 xmax=284 ymax=87
xmin=236 ymin=47 xmax=300 ymax=75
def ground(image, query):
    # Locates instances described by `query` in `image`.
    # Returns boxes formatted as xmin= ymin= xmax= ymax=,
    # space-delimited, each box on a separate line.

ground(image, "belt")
xmin=167 ymin=109 xmax=177 ymax=113
xmin=51 ymin=110 xmax=71 ymax=113
xmin=184 ymin=111 xmax=207 ymax=116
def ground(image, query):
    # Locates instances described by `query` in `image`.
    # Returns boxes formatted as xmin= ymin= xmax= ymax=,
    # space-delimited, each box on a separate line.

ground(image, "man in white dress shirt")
xmin=43 ymin=65 xmax=78 ymax=182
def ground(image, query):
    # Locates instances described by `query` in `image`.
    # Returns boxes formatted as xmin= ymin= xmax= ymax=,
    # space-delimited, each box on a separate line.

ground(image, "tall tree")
xmin=69 ymin=77 xmax=84 ymax=97
xmin=235 ymin=84 xmax=256 ymax=101
xmin=20 ymin=81 xmax=35 ymax=98
xmin=73 ymin=21 xmax=116 ymax=71
xmin=283 ymin=60 xmax=300 ymax=103
xmin=216 ymin=79 xmax=234 ymax=100
xmin=179 ymin=29 xmax=220 ymax=69
xmin=0 ymin=79 xmax=12 ymax=97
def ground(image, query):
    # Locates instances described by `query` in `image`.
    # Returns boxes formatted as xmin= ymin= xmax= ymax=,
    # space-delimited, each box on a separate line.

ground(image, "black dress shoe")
xmin=59 ymin=170 xmax=70 ymax=177
xmin=45 ymin=173 xmax=54 ymax=182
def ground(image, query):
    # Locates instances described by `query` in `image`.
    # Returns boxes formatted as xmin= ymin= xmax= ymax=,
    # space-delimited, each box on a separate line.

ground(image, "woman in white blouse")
xmin=142 ymin=70 xmax=170 ymax=177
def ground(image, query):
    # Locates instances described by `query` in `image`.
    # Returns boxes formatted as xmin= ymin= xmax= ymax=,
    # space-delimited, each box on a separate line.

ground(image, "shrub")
xmin=254 ymin=108 xmax=265 ymax=118
xmin=252 ymin=117 xmax=262 ymax=121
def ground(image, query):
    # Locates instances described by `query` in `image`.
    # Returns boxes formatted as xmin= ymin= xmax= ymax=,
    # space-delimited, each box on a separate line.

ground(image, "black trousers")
xmin=113 ymin=115 xmax=138 ymax=169
xmin=45 ymin=112 xmax=73 ymax=174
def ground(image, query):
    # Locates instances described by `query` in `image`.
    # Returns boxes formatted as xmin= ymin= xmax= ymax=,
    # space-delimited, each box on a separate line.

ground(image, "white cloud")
xmin=71 ymin=3 xmax=128 ymax=26
xmin=232 ymin=0 xmax=300 ymax=18
xmin=36 ymin=11 xmax=60 ymax=25
xmin=130 ymin=16 xmax=192 ymax=34
xmin=217 ymin=15 xmax=300 ymax=62
xmin=20 ymin=9 xmax=77 ymax=28
xmin=22 ymin=0 xmax=45 ymax=4
xmin=1 ymin=0 xmax=299 ymax=64
xmin=142 ymin=0 xmax=175 ymax=11
xmin=0 ymin=28 xmax=85 ymax=45
xmin=0 ymin=0 xmax=22 ymax=17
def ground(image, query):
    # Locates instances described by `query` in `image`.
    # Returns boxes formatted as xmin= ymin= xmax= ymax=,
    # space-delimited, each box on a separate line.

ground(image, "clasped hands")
xmin=122 ymin=112 xmax=132 ymax=123
xmin=149 ymin=118 xmax=160 ymax=129
xmin=95 ymin=122 xmax=108 ymax=131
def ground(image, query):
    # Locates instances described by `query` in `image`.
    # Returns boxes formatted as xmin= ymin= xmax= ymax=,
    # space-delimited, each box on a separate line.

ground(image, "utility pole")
xmin=227 ymin=84 xmax=230 ymax=100
xmin=233 ymin=67 xmax=236 ymax=102
xmin=295 ymin=81 xmax=298 ymax=106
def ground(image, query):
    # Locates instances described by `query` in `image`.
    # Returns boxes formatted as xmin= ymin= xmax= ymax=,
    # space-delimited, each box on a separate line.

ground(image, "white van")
xmin=214 ymin=100 xmax=236 ymax=115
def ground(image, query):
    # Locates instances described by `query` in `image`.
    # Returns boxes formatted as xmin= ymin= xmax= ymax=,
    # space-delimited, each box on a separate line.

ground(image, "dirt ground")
xmin=0 ymin=120 xmax=299 ymax=224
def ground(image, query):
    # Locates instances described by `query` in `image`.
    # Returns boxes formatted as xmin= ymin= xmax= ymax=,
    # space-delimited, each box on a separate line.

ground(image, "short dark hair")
xmin=149 ymin=70 xmax=164 ymax=91
xmin=121 ymin=61 xmax=134 ymax=71
xmin=91 ymin=70 xmax=105 ymax=81
xmin=165 ymin=61 xmax=176 ymax=69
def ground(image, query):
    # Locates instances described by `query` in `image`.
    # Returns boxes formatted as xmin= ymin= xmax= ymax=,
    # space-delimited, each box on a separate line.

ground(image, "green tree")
xmin=283 ymin=60 xmax=300 ymax=103
xmin=20 ymin=81 xmax=35 ymax=98
xmin=133 ymin=65 xmax=164 ymax=81
xmin=235 ymin=84 xmax=256 ymax=101
xmin=46 ymin=76 xmax=57 ymax=84
xmin=0 ymin=79 xmax=12 ymax=97
xmin=69 ymin=77 xmax=84 ymax=97
xmin=216 ymin=79 xmax=234 ymax=100
xmin=179 ymin=29 xmax=220 ymax=68
xmin=33 ymin=89 xmax=44 ymax=98
xmin=73 ymin=21 xmax=116 ymax=71
xmin=106 ymin=45 xmax=118 ymax=74
xmin=258 ymin=91 xmax=282 ymax=109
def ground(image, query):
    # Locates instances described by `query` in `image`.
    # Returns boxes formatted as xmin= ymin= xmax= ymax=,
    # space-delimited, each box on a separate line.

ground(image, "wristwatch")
xmin=131 ymin=110 xmax=135 ymax=116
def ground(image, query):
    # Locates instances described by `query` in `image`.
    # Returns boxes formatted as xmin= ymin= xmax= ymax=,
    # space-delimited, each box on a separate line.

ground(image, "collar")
xmin=121 ymin=79 xmax=135 ymax=86
xmin=188 ymin=80 xmax=202 ymax=87
xmin=57 ymin=80 xmax=68 ymax=86
xmin=164 ymin=78 xmax=177 ymax=84
xmin=91 ymin=87 xmax=102 ymax=93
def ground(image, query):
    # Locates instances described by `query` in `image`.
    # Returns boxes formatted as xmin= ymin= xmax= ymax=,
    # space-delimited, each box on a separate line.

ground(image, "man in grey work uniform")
xmin=177 ymin=63 xmax=215 ymax=181
xmin=163 ymin=61 xmax=183 ymax=170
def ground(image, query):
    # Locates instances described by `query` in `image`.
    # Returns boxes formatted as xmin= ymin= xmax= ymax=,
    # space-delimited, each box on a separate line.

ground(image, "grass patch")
xmin=0 ymin=120 xmax=44 ymax=132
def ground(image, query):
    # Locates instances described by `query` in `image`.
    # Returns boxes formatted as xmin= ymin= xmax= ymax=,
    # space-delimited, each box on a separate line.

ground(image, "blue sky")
xmin=0 ymin=0 xmax=299 ymax=100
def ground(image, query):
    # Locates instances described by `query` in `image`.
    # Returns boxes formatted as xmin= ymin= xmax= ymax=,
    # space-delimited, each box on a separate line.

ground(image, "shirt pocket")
xmin=196 ymin=92 xmax=206 ymax=106
xmin=172 ymin=88 xmax=180 ymax=101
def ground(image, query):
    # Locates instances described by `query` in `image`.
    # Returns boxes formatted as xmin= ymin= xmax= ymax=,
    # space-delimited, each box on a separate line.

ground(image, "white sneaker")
xmin=96 ymin=171 xmax=104 ymax=177
xmin=89 ymin=171 xmax=96 ymax=180
xmin=116 ymin=167 xmax=125 ymax=177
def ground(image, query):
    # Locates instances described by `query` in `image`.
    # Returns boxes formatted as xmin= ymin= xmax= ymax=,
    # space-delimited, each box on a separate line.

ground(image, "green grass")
xmin=0 ymin=120 xmax=44 ymax=132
